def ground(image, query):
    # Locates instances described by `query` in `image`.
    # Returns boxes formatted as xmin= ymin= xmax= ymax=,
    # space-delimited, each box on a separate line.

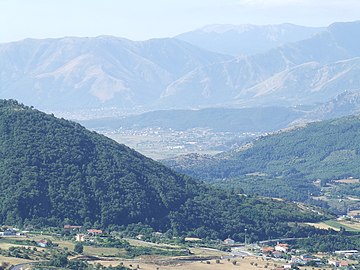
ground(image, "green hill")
xmin=0 ymin=100 xmax=328 ymax=241
xmin=163 ymin=116 xmax=360 ymax=202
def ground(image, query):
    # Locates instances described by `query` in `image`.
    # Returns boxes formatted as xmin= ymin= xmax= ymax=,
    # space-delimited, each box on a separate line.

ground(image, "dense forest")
xmin=0 ymin=100 xmax=330 ymax=241
xmin=163 ymin=116 xmax=360 ymax=201
xmin=295 ymin=233 xmax=360 ymax=252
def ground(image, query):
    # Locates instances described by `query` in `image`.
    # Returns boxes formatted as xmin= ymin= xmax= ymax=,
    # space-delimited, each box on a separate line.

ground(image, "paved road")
xmin=230 ymin=248 xmax=251 ymax=257
xmin=259 ymin=237 xmax=306 ymax=244
xmin=10 ymin=262 xmax=34 ymax=270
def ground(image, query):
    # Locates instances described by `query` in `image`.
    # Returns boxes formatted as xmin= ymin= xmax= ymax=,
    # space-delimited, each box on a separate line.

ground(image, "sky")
xmin=1 ymin=0 xmax=360 ymax=43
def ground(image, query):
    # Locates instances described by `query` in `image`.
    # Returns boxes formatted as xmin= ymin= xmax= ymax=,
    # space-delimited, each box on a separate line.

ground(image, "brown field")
xmin=0 ymin=255 xmax=33 ymax=266
xmin=84 ymin=245 xmax=126 ymax=257
xmin=305 ymin=222 xmax=340 ymax=231
xmin=53 ymin=239 xmax=76 ymax=250
xmin=55 ymin=238 xmax=125 ymax=256
xmin=189 ymin=248 xmax=226 ymax=257
xmin=125 ymin=238 xmax=181 ymax=249
xmin=91 ymin=255 xmax=333 ymax=270
xmin=334 ymin=178 xmax=359 ymax=184
xmin=92 ymin=256 xmax=266 ymax=270
xmin=348 ymin=210 xmax=360 ymax=216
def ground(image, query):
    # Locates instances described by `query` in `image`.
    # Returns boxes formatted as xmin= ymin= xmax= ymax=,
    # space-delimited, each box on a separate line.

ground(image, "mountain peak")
xmin=200 ymin=24 xmax=256 ymax=34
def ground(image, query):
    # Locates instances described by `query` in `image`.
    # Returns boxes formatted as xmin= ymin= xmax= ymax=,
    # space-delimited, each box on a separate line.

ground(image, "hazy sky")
xmin=1 ymin=0 xmax=360 ymax=43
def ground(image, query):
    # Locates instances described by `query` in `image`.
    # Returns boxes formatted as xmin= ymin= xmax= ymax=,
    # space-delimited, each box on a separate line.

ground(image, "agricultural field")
xmin=91 ymin=255 xmax=334 ymax=270
xmin=0 ymin=229 xmax=357 ymax=270
xmin=306 ymin=219 xmax=360 ymax=232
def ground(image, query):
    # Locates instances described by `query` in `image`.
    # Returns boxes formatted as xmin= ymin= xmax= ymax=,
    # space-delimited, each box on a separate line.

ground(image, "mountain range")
xmin=176 ymin=23 xmax=324 ymax=56
xmin=0 ymin=37 xmax=229 ymax=111
xmin=1 ymin=21 xmax=360 ymax=116
xmin=162 ymin=21 xmax=360 ymax=109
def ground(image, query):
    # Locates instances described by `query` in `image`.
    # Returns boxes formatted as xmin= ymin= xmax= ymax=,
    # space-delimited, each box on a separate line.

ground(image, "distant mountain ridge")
xmin=1 ymin=21 xmax=360 ymax=114
xmin=176 ymin=23 xmax=324 ymax=56
xmin=233 ymin=57 xmax=360 ymax=107
xmin=161 ymin=21 xmax=360 ymax=109
xmin=0 ymin=36 xmax=229 ymax=111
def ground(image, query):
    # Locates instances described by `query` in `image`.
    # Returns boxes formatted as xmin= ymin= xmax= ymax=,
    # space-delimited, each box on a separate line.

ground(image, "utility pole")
xmin=244 ymin=228 xmax=247 ymax=246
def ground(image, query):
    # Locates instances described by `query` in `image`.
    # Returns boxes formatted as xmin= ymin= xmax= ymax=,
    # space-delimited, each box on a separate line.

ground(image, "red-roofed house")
xmin=275 ymin=243 xmax=289 ymax=253
xmin=64 ymin=225 xmax=82 ymax=231
xmin=262 ymin=246 xmax=275 ymax=254
xmin=37 ymin=240 xmax=48 ymax=247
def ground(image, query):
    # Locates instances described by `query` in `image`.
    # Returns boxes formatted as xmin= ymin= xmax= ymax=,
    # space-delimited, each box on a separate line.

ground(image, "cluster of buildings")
xmin=0 ymin=227 xmax=20 ymax=237
xmin=63 ymin=225 xmax=104 ymax=242
xmin=261 ymin=243 xmax=291 ymax=259
xmin=107 ymin=127 xmax=255 ymax=158
xmin=261 ymin=243 xmax=358 ymax=269
xmin=0 ymin=227 xmax=49 ymax=248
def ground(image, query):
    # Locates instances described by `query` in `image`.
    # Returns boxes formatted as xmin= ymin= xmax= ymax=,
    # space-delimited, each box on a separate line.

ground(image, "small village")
xmin=103 ymin=127 xmax=258 ymax=159
xmin=0 ymin=225 xmax=359 ymax=270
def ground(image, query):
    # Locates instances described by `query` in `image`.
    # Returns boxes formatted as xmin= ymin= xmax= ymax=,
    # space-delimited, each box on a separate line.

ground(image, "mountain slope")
xmin=0 ymin=99 xmax=327 ymax=241
xmin=163 ymin=115 xmax=360 ymax=202
xmin=176 ymin=23 xmax=324 ymax=56
xmin=300 ymin=90 xmax=360 ymax=122
xmin=0 ymin=99 xmax=196 ymax=228
xmin=234 ymin=57 xmax=360 ymax=106
xmin=161 ymin=21 xmax=360 ymax=108
xmin=0 ymin=37 xmax=230 ymax=111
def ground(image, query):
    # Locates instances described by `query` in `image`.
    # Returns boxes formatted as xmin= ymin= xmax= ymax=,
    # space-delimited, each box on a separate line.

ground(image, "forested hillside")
xmin=163 ymin=115 xmax=360 ymax=201
xmin=0 ymin=100 xmax=329 ymax=241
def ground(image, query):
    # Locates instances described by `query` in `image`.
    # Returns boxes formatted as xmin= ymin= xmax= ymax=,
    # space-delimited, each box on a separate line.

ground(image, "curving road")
xmin=10 ymin=262 xmax=34 ymax=270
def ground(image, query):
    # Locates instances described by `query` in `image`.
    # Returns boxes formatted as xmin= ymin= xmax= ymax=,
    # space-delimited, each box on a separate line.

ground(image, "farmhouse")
xmin=223 ymin=238 xmax=235 ymax=245
xmin=37 ymin=240 xmax=48 ymax=247
xmin=275 ymin=243 xmax=289 ymax=253
xmin=64 ymin=225 xmax=82 ymax=231
xmin=75 ymin=234 xmax=90 ymax=242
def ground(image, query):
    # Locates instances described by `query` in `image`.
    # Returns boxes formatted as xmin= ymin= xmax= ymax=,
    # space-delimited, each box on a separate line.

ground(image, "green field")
xmin=324 ymin=220 xmax=360 ymax=232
